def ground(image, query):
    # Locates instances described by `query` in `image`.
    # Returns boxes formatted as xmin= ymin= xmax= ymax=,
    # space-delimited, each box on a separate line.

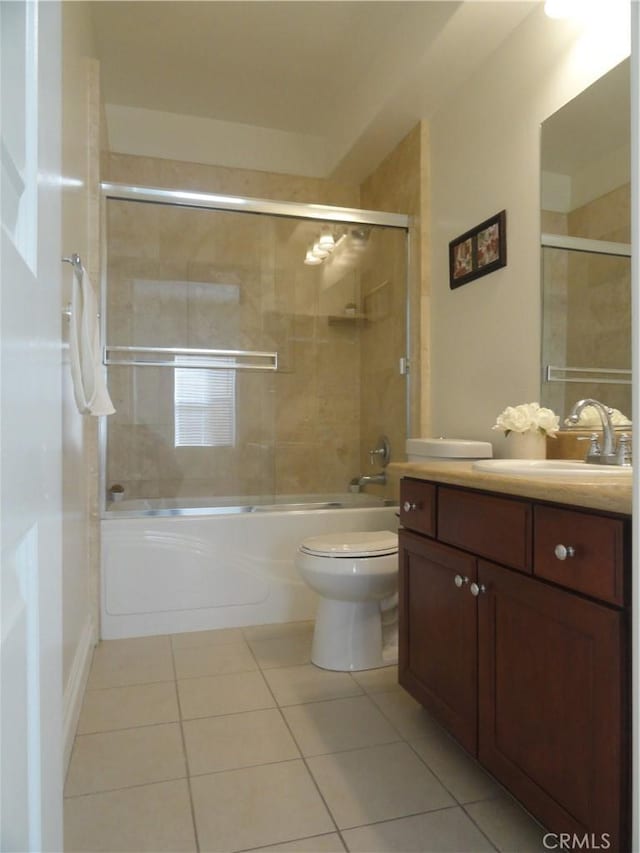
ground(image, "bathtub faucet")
xmin=357 ymin=471 xmax=387 ymax=487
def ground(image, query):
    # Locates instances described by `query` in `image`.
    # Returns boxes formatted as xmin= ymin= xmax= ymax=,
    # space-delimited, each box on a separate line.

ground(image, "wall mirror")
xmin=540 ymin=57 xmax=631 ymax=425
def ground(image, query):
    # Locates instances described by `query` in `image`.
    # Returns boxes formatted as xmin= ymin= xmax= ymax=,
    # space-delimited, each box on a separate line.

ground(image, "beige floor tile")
xmin=371 ymin=687 xmax=444 ymax=741
xmin=307 ymin=742 xmax=454 ymax=829
xmin=171 ymin=627 xmax=245 ymax=649
xmin=178 ymin=670 xmax=275 ymax=719
xmin=264 ymin=664 xmax=363 ymax=707
xmin=184 ymin=708 xmax=300 ymax=775
xmin=243 ymin=621 xmax=314 ymax=642
xmin=87 ymin=635 xmax=174 ymax=689
xmin=191 ymin=760 xmax=334 ymax=851
xmin=283 ymin=695 xmax=400 ymax=757
xmin=342 ymin=806 xmax=496 ymax=852
xmin=64 ymin=779 xmax=196 ymax=852
xmin=173 ymin=641 xmax=257 ymax=679
xmin=77 ymin=682 xmax=179 ymax=734
xmin=249 ymin=633 xmax=313 ymax=669
xmin=465 ymin=795 xmax=547 ymax=852
xmin=65 ymin=723 xmax=186 ymax=796
xmin=252 ymin=833 xmax=345 ymax=852
xmin=350 ymin=665 xmax=399 ymax=694
xmin=411 ymin=733 xmax=501 ymax=804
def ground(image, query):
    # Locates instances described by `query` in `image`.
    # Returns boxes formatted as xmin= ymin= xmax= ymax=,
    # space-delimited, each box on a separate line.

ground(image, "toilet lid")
xmin=300 ymin=531 xmax=398 ymax=558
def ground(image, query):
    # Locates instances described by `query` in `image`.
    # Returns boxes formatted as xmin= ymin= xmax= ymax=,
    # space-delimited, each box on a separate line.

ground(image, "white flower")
xmin=493 ymin=402 xmax=560 ymax=437
xmin=568 ymin=405 xmax=631 ymax=428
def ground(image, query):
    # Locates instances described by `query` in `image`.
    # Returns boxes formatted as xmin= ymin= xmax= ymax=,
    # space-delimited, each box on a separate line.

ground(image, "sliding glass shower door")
xmin=103 ymin=192 xmax=408 ymax=509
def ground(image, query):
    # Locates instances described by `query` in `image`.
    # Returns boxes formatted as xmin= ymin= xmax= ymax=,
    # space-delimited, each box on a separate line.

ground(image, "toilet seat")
xmin=300 ymin=531 xmax=398 ymax=558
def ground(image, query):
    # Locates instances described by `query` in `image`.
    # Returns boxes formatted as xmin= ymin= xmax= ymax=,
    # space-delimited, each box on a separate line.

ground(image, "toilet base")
xmin=310 ymin=598 xmax=398 ymax=672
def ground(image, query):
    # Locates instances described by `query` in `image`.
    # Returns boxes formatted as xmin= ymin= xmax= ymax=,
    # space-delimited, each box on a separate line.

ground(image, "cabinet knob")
xmin=554 ymin=544 xmax=576 ymax=561
xmin=470 ymin=582 xmax=487 ymax=597
xmin=403 ymin=501 xmax=418 ymax=512
xmin=454 ymin=574 xmax=469 ymax=588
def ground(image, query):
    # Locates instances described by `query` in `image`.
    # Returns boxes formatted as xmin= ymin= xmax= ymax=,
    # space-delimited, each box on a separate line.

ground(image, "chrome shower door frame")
xmin=98 ymin=182 xmax=412 ymax=518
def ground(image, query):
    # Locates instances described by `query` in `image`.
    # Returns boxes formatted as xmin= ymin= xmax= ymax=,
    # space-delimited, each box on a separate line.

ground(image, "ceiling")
xmin=90 ymin=1 xmax=538 ymax=181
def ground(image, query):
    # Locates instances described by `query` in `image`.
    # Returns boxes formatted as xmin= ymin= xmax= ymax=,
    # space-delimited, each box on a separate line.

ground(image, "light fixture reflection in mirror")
xmin=540 ymin=58 xmax=631 ymax=425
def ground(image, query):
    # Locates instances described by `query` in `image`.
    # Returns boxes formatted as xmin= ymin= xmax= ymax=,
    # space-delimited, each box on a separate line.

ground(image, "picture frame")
xmin=449 ymin=210 xmax=507 ymax=289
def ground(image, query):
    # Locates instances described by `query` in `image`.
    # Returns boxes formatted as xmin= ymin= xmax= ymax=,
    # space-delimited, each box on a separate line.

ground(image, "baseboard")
xmin=63 ymin=615 xmax=97 ymax=773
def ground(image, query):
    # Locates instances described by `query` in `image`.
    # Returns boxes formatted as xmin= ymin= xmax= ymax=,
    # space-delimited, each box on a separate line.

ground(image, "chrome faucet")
xmin=357 ymin=472 xmax=387 ymax=487
xmin=566 ymin=398 xmax=628 ymax=465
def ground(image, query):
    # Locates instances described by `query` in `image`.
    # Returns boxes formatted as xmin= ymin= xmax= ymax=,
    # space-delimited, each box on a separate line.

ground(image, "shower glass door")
xmin=103 ymin=194 xmax=407 ymax=511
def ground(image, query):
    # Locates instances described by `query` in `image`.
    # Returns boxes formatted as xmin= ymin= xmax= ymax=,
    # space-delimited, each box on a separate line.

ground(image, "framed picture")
xmin=449 ymin=210 xmax=507 ymax=289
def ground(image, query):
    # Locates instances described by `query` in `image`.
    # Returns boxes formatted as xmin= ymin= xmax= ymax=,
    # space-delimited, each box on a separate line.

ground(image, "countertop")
xmin=387 ymin=460 xmax=632 ymax=516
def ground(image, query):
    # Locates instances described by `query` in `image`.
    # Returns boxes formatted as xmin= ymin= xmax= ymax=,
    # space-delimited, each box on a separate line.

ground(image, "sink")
xmin=472 ymin=459 xmax=632 ymax=479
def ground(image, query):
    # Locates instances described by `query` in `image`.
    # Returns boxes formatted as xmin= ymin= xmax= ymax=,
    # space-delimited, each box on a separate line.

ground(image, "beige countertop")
xmin=387 ymin=460 xmax=632 ymax=516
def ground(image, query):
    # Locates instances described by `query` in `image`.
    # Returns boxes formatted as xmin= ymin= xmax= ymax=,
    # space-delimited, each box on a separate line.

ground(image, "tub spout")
xmin=357 ymin=472 xmax=386 ymax=487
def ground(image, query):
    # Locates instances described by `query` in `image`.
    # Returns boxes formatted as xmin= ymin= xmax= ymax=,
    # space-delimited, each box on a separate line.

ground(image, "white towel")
xmin=69 ymin=266 xmax=115 ymax=416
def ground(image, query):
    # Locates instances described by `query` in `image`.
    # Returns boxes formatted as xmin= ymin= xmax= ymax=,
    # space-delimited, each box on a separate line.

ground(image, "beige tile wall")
xmin=359 ymin=124 xmax=424 ymax=496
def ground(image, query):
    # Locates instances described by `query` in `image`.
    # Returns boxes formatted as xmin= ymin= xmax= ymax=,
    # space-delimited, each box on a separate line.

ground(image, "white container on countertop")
xmin=406 ymin=438 xmax=493 ymax=462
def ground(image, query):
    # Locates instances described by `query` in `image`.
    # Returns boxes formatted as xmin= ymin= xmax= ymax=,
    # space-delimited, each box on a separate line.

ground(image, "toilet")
xmin=296 ymin=530 xmax=398 ymax=672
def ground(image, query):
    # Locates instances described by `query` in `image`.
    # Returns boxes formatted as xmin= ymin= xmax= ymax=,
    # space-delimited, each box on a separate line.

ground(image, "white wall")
xmin=60 ymin=0 xmax=99 ymax=769
xmin=429 ymin=3 xmax=630 ymax=456
xmin=106 ymin=104 xmax=340 ymax=179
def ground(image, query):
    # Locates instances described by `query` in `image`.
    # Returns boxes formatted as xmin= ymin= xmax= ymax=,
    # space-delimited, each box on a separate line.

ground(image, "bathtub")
xmin=101 ymin=493 xmax=398 ymax=639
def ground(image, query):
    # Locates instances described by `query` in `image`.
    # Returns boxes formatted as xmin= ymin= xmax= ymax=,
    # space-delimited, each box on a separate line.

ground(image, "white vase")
xmin=508 ymin=430 xmax=546 ymax=459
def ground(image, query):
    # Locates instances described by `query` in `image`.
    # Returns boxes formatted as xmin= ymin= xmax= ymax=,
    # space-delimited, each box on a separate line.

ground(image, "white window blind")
xmin=174 ymin=356 xmax=236 ymax=447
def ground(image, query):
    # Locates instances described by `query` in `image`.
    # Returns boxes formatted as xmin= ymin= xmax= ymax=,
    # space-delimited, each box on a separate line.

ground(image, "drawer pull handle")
xmin=403 ymin=501 xmax=418 ymax=512
xmin=470 ymin=582 xmax=487 ymax=597
xmin=454 ymin=574 xmax=469 ymax=588
xmin=554 ymin=544 xmax=576 ymax=561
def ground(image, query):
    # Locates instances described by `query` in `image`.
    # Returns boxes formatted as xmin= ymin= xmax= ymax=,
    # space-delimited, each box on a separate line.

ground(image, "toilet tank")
xmin=406 ymin=438 xmax=493 ymax=463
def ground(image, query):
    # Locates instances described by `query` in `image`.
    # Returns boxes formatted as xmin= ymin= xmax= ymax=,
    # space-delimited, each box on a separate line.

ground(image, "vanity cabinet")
xmin=399 ymin=478 xmax=629 ymax=850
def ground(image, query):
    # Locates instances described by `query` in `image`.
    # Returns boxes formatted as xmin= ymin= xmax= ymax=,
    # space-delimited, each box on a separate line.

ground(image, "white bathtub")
xmin=100 ymin=494 xmax=398 ymax=639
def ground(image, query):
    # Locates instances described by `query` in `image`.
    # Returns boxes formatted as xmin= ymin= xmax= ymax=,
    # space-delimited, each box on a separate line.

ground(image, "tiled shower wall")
xmin=359 ymin=124 xmax=425 ymax=482
xmin=104 ymin=153 xmax=410 ymax=501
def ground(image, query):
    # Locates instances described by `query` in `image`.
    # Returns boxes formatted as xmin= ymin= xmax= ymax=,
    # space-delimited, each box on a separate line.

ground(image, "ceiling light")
xmin=311 ymin=242 xmax=329 ymax=259
xmin=544 ymin=0 xmax=572 ymax=18
xmin=318 ymin=232 xmax=335 ymax=251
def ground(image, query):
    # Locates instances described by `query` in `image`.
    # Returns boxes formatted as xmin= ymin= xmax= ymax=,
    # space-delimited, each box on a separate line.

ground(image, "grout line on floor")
xmin=237 ymin=829 xmax=347 ymax=853
xmin=64 ymin=772 xmax=189 ymax=800
xmin=74 ymin=717 xmax=183 ymax=737
xmin=172 ymin=636 xmax=201 ymax=853
xmin=81 ymin=678 xmax=177 ymax=694
xmin=245 ymin=634 xmax=350 ymax=853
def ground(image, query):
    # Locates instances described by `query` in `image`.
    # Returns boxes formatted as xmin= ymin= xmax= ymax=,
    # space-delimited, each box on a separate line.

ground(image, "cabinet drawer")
xmin=400 ymin=478 xmax=436 ymax=537
xmin=533 ymin=505 xmax=626 ymax=606
xmin=438 ymin=486 xmax=531 ymax=572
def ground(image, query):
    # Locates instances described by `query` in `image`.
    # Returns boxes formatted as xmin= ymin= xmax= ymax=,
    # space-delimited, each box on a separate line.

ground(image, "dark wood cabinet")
xmin=478 ymin=559 xmax=626 ymax=848
xmin=399 ymin=530 xmax=477 ymax=753
xmin=399 ymin=477 xmax=630 ymax=851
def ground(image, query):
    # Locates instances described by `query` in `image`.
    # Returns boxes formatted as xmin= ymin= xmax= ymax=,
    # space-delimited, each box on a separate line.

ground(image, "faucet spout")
xmin=357 ymin=472 xmax=387 ymax=487
xmin=567 ymin=398 xmax=617 ymax=463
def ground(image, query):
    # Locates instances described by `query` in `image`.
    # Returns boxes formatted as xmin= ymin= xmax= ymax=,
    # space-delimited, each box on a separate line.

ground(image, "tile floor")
xmin=65 ymin=621 xmax=547 ymax=852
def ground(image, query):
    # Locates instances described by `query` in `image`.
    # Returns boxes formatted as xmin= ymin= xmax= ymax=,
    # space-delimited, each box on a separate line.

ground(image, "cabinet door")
xmin=478 ymin=560 xmax=627 ymax=849
xmin=399 ymin=530 xmax=477 ymax=753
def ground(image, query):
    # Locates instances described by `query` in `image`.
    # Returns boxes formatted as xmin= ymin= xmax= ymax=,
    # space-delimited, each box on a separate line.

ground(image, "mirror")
xmin=540 ymin=58 xmax=630 ymax=424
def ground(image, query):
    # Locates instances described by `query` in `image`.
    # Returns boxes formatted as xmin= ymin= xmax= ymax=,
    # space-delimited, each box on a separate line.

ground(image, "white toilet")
xmin=296 ymin=530 xmax=398 ymax=672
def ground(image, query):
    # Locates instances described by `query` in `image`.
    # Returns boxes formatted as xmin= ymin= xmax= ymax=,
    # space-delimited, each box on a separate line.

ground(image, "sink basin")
xmin=472 ymin=459 xmax=632 ymax=479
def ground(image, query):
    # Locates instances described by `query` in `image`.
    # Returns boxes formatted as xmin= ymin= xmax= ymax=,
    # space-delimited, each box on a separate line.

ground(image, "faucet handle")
xmin=616 ymin=433 xmax=632 ymax=467
xmin=368 ymin=436 xmax=391 ymax=467
xmin=578 ymin=433 xmax=602 ymax=464
xmin=577 ymin=433 xmax=601 ymax=462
